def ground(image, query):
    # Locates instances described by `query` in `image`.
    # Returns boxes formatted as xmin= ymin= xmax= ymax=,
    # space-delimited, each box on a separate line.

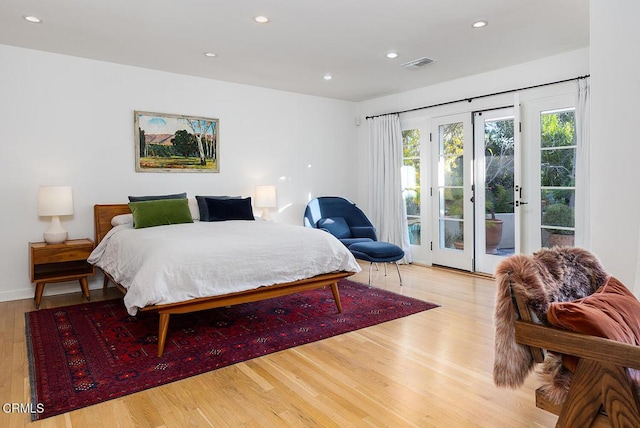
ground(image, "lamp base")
xmin=43 ymin=216 xmax=68 ymax=244
xmin=260 ymin=208 xmax=272 ymax=221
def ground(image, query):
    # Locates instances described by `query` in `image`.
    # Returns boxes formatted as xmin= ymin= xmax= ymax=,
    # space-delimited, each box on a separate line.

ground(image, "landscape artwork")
xmin=134 ymin=111 xmax=219 ymax=172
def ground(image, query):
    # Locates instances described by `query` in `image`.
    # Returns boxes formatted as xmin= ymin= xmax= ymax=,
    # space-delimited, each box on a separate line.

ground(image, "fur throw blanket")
xmin=493 ymin=247 xmax=608 ymax=402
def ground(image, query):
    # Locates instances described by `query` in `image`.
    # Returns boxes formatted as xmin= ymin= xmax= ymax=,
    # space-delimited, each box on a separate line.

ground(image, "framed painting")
xmin=134 ymin=111 xmax=219 ymax=172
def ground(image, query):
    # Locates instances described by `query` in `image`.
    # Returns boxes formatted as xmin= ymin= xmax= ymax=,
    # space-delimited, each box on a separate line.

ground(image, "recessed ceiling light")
xmin=323 ymin=74 xmax=333 ymax=81
xmin=204 ymin=52 xmax=217 ymax=57
xmin=472 ymin=20 xmax=488 ymax=28
xmin=386 ymin=52 xmax=399 ymax=59
xmin=24 ymin=15 xmax=42 ymax=24
xmin=254 ymin=16 xmax=270 ymax=24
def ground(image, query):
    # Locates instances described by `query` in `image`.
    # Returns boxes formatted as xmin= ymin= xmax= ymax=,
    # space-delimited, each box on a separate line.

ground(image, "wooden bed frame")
xmin=93 ymin=204 xmax=354 ymax=357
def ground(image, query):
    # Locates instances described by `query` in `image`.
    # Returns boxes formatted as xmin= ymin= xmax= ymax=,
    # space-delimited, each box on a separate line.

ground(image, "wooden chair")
xmin=510 ymin=280 xmax=640 ymax=428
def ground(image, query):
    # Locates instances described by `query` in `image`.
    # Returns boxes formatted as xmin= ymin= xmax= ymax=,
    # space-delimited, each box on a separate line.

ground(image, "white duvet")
xmin=88 ymin=221 xmax=361 ymax=315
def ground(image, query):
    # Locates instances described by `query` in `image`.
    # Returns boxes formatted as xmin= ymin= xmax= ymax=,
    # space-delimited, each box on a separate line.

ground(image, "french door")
xmin=473 ymin=107 xmax=522 ymax=274
xmin=431 ymin=114 xmax=474 ymax=271
xmin=431 ymin=108 xmax=522 ymax=273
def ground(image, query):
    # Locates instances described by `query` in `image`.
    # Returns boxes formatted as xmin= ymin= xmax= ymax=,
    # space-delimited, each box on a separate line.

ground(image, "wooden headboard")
xmin=94 ymin=204 xmax=131 ymax=245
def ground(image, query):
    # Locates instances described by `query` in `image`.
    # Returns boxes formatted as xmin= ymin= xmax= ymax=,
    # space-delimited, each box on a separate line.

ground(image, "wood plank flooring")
xmin=0 ymin=263 xmax=558 ymax=427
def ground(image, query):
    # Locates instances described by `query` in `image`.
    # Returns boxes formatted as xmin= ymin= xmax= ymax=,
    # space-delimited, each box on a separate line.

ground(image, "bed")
xmin=90 ymin=203 xmax=360 ymax=356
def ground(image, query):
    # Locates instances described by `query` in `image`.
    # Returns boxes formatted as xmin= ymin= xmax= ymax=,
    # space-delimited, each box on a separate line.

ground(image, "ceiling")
xmin=0 ymin=0 xmax=589 ymax=102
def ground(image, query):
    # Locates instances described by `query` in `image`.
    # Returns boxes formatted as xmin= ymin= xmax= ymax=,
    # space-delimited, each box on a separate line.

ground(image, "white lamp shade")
xmin=38 ymin=186 xmax=74 ymax=216
xmin=254 ymin=185 xmax=277 ymax=208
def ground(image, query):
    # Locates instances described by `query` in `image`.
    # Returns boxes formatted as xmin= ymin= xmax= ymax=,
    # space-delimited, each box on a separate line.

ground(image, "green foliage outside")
xmin=542 ymin=203 xmax=574 ymax=234
xmin=540 ymin=110 xmax=576 ymax=242
xmin=484 ymin=119 xmax=514 ymax=217
xmin=403 ymin=129 xmax=421 ymax=244
xmin=441 ymin=123 xmax=464 ymax=219
xmin=402 ymin=129 xmax=421 ymax=215
xmin=541 ymin=111 xmax=576 ymax=189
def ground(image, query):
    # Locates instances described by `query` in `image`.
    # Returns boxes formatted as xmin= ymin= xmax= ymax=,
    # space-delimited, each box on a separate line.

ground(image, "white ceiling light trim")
xmin=472 ymin=20 xmax=488 ymax=28
xmin=323 ymin=74 xmax=333 ymax=81
xmin=23 ymin=16 xmax=43 ymax=24
xmin=204 ymin=52 xmax=217 ymax=57
xmin=386 ymin=52 xmax=399 ymax=59
xmin=254 ymin=16 xmax=270 ymax=24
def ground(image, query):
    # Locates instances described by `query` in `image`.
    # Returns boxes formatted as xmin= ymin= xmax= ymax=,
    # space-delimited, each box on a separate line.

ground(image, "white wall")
xmin=0 ymin=44 xmax=358 ymax=301
xmin=590 ymin=0 xmax=640 ymax=290
xmin=356 ymin=48 xmax=589 ymax=264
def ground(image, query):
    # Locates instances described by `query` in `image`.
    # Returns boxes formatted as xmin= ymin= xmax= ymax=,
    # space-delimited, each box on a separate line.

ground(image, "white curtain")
xmin=575 ymin=77 xmax=590 ymax=248
xmin=368 ymin=114 xmax=412 ymax=263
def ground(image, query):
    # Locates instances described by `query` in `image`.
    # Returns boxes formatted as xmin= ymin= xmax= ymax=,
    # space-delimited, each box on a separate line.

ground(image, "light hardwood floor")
xmin=0 ymin=263 xmax=558 ymax=427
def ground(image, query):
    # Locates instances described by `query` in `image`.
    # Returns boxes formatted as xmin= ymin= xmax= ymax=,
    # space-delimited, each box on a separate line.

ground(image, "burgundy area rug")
xmin=26 ymin=279 xmax=438 ymax=420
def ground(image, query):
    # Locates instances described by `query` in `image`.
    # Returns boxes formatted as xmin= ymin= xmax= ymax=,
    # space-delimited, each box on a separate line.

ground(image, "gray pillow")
xmin=128 ymin=192 xmax=187 ymax=202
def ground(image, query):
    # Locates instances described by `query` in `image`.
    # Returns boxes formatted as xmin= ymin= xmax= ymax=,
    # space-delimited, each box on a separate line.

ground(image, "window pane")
xmin=402 ymin=129 xmax=420 ymax=157
xmin=541 ymin=198 xmax=575 ymax=248
xmin=443 ymin=155 xmax=463 ymax=186
xmin=540 ymin=109 xmax=576 ymax=248
xmin=402 ymin=129 xmax=421 ymax=245
xmin=440 ymin=219 xmax=463 ymax=250
xmin=541 ymin=188 xmax=575 ymax=205
xmin=439 ymin=123 xmax=464 ymax=155
xmin=485 ymin=117 xmax=514 ymax=217
xmin=442 ymin=188 xmax=464 ymax=219
xmin=541 ymin=148 xmax=576 ymax=187
xmin=541 ymin=109 xmax=576 ymax=148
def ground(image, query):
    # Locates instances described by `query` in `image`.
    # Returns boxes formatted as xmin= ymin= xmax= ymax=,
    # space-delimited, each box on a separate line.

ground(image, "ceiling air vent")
xmin=402 ymin=57 xmax=435 ymax=70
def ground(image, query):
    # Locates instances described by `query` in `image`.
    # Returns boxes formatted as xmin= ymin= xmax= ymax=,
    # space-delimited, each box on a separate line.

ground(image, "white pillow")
xmin=188 ymin=198 xmax=200 ymax=221
xmin=111 ymin=214 xmax=134 ymax=226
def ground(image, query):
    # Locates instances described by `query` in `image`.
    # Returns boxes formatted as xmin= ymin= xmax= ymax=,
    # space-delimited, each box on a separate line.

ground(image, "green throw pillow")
xmin=128 ymin=198 xmax=194 ymax=229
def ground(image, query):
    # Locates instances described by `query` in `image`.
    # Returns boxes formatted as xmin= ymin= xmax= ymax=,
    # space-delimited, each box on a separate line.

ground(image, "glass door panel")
xmin=431 ymin=114 xmax=473 ymax=271
xmin=540 ymin=108 xmax=576 ymax=247
xmin=474 ymin=107 xmax=519 ymax=274
xmin=402 ymin=129 xmax=421 ymax=245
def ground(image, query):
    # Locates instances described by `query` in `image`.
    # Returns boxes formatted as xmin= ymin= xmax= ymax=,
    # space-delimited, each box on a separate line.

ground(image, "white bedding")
xmin=88 ymin=221 xmax=361 ymax=315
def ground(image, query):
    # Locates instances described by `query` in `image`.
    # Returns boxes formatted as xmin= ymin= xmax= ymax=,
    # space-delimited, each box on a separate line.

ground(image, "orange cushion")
xmin=547 ymin=277 xmax=640 ymax=371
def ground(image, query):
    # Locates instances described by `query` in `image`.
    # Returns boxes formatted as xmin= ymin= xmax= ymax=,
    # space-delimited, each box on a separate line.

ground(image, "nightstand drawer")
xmin=31 ymin=245 xmax=92 ymax=264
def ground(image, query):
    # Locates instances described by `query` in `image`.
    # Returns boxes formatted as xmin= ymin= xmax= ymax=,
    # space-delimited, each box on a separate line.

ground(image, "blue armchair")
xmin=303 ymin=197 xmax=377 ymax=246
xmin=304 ymin=196 xmax=405 ymax=286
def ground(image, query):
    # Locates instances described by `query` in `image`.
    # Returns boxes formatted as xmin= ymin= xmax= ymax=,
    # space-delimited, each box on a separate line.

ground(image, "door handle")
xmin=516 ymin=201 xmax=528 ymax=207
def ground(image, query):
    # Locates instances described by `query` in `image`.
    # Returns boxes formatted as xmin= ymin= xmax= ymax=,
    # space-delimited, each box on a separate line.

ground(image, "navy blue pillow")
xmin=196 ymin=195 xmax=241 ymax=221
xmin=128 ymin=192 xmax=187 ymax=202
xmin=204 ymin=197 xmax=254 ymax=221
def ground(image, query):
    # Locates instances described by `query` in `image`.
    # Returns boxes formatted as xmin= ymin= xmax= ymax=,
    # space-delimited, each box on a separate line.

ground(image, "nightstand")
xmin=30 ymin=239 xmax=95 ymax=309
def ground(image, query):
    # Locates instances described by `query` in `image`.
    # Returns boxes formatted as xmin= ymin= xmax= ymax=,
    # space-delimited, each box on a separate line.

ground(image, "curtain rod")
xmin=365 ymin=74 xmax=590 ymax=120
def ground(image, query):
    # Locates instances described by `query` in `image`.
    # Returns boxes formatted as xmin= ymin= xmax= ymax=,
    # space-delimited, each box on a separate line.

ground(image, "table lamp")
xmin=38 ymin=186 xmax=74 ymax=244
xmin=254 ymin=185 xmax=277 ymax=220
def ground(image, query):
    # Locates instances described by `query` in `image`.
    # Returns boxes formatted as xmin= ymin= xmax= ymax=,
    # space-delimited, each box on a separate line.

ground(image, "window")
xmin=540 ymin=108 xmax=576 ymax=247
xmin=402 ymin=129 xmax=421 ymax=244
